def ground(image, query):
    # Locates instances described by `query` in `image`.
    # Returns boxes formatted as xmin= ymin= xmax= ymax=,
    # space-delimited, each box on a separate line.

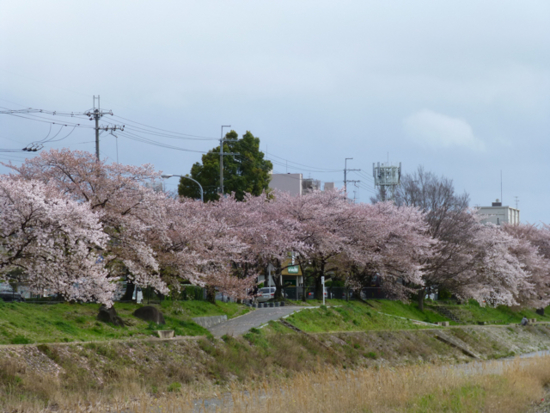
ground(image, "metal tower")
xmin=373 ymin=162 xmax=401 ymax=201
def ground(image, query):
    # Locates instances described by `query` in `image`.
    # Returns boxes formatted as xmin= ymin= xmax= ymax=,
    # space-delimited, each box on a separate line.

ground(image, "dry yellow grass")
xmin=3 ymin=355 xmax=550 ymax=412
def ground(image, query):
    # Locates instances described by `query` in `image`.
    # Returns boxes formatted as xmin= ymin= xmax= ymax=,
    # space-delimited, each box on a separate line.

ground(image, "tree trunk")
xmin=121 ymin=280 xmax=135 ymax=301
xmin=418 ymin=287 xmax=426 ymax=312
xmin=206 ymin=285 xmax=216 ymax=304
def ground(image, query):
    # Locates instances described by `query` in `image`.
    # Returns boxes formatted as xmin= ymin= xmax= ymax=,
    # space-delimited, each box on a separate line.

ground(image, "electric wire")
xmin=266 ymin=152 xmax=341 ymax=172
xmin=117 ymin=130 xmax=209 ymax=154
xmin=3 ymin=113 xmax=91 ymax=128
xmin=353 ymin=169 xmax=376 ymax=183
xmin=111 ymin=115 xmax=218 ymax=140
xmin=42 ymin=125 xmax=78 ymax=143
xmin=267 ymin=158 xmax=341 ymax=173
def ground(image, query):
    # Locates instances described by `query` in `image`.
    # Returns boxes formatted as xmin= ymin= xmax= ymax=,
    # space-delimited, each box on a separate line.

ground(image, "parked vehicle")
xmin=0 ymin=292 xmax=24 ymax=302
xmin=256 ymin=287 xmax=286 ymax=302
xmin=307 ymin=288 xmax=328 ymax=298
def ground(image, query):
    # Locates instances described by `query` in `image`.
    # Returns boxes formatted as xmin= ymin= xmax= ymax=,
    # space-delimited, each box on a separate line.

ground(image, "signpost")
xmin=321 ymin=276 xmax=325 ymax=306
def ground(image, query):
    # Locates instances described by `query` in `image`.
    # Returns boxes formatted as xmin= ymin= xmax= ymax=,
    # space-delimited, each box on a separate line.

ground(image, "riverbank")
xmin=2 ymin=319 xmax=550 ymax=412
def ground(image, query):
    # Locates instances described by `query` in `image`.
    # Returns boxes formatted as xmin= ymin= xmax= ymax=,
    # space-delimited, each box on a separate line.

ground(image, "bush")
xmin=438 ymin=289 xmax=453 ymax=300
xmin=167 ymin=381 xmax=182 ymax=392
xmin=181 ymin=285 xmax=204 ymax=301
xmin=10 ymin=335 xmax=31 ymax=345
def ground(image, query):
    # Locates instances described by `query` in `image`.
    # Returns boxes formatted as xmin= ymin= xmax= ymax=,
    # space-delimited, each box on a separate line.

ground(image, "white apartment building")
xmin=477 ymin=199 xmax=520 ymax=226
xmin=269 ymin=172 xmax=332 ymax=196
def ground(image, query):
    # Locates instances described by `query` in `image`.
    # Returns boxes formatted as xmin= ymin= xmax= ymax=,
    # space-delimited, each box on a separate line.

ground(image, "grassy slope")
xmin=285 ymin=301 xmax=436 ymax=332
xmin=285 ymin=299 xmax=550 ymax=333
xmin=0 ymin=300 xmax=248 ymax=345
xmin=367 ymin=299 xmax=450 ymax=324
xmin=437 ymin=300 xmax=550 ymax=324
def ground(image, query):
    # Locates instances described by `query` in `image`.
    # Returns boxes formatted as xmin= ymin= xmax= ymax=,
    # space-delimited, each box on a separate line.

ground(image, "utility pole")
xmin=85 ymin=96 xmax=124 ymax=160
xmin=344 ymin=157 xmax=361 ymax=197
xmin=220 ymin=125 xmax=231 ymax=195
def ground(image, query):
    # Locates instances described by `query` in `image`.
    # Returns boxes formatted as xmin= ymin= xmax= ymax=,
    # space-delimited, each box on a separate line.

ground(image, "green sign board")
xmin=287 ymin=265 xmax=299 ymax=274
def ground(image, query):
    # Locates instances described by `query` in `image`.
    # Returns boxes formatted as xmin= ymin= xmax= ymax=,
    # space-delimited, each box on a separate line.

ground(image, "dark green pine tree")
xmin=178 ymin=130 xmax=273 ymax=202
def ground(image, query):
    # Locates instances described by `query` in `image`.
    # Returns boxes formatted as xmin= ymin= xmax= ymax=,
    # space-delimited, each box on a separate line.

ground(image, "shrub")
xmin=10 ymin=335 xmax=31 ymax=345
xmin=167 ymin=382 xmax=182 ymax=392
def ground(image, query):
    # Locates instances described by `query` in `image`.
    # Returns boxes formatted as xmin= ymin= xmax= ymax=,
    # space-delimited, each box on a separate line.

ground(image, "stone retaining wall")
xmin=192 ymin=315 xmax=228 ymax=328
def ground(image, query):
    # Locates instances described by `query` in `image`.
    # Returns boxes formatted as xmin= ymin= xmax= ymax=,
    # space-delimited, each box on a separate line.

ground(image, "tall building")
xmin=476 ymin=199 xmax=520 ymax=226
xmin=269 ymin=173 xmax=329 ymax=196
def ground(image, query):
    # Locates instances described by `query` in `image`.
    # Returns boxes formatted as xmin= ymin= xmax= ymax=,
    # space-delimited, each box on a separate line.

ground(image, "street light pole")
xmin=161 ymin=174 xmax=204 ymax=202
xmin=220 ymin=125 xmax=231 ymax=195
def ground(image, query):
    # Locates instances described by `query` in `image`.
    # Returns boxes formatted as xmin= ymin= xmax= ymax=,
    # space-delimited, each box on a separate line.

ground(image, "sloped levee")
xmin=0 ymin=324 xmax=549 ymax=410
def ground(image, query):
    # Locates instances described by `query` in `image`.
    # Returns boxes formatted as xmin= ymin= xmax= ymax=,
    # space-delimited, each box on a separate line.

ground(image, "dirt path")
xmin=0 ymin=334 xmax=206 ymax=349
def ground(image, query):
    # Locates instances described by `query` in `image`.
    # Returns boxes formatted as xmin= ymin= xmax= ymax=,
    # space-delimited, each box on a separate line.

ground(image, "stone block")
xmin=157 ymin=330 xmax=174 ymax=339
xmin=133 ymin=306 xmax=165 ymax=325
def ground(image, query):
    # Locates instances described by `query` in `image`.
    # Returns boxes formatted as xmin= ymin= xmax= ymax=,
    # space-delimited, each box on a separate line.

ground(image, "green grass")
xmin=0 ymin=300 xmax=249 ymax=345
xmin=285 ymin=301 xmax=434 ymax=332
xmin=436 ymin=300 xmax=550 ymax=325
xmin=408 ymin=383 xmax=487 ymax=413
xmin=366 ymin=299 xmax=451 ymax=324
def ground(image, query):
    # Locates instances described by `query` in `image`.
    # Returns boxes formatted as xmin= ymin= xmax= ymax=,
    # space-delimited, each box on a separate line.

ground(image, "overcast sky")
xmin=1 ymin=1 xmax=549 ymax=222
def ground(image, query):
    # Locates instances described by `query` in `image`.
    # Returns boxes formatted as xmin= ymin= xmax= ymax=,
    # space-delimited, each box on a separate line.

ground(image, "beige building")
xmin=269 ymin=173 xmax=330 ymax=196
xmin=477 ymin=199 xmax=520 ymax=226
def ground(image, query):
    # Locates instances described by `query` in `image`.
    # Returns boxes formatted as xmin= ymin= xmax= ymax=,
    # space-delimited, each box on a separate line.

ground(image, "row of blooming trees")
xmin=1 ymin=149 xmax=549 ymax=310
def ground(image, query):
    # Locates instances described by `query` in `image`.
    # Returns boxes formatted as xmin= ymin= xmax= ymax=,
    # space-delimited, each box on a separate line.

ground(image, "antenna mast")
xmin=373 ymin=161 xmax=402 ymax=202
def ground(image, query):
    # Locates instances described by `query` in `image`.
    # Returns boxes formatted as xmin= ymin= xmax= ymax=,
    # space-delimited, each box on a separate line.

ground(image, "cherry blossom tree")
xmin=157 ymin=196 xmax=253 ymax=302
xmin=267 ymin=190 xmax=361 ymax=300
xmin=501 ymin=224 xmax=550 ymax=310
xmin=210 ymin=192 xmax=305 ymax=300
xmin=346 ymin=201 xmax=433 ymax=300
xmin=0 ymin=176 xmax=115 ymax=305
xmin=4 ymin=149 xmax=169 ymax=295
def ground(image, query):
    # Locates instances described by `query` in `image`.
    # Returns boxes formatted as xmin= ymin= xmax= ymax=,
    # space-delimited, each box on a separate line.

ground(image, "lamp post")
xmin=161 ymin=174 xmax=204 ymax=202
xmin=220 ymin=125 xmax=231 ymax=195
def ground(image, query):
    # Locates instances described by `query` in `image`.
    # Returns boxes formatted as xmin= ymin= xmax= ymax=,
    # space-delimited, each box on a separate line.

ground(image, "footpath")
xmin=207 ymin=305 xmax=308 ymax=337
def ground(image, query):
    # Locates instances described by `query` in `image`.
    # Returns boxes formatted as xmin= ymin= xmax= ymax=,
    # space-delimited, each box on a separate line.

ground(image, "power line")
xmin=354 ymin=169 xmax=376 ymax=183
xmin=266 ymin=152 xmax=340 ymax=172
xmin=117 ymin=130 xmax=209 ymax=154
xmin=1 ymin=112 xmax=91 ymax=128
xmin=111 ymin=115 xmax=218 ymax=141
xmin=267 ymin=158 xmax=340 ymax=173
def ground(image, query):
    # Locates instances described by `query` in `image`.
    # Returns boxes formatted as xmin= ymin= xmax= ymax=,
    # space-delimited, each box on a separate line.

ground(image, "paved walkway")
xmin=207 ymin=306 xmax=303 ymax=337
